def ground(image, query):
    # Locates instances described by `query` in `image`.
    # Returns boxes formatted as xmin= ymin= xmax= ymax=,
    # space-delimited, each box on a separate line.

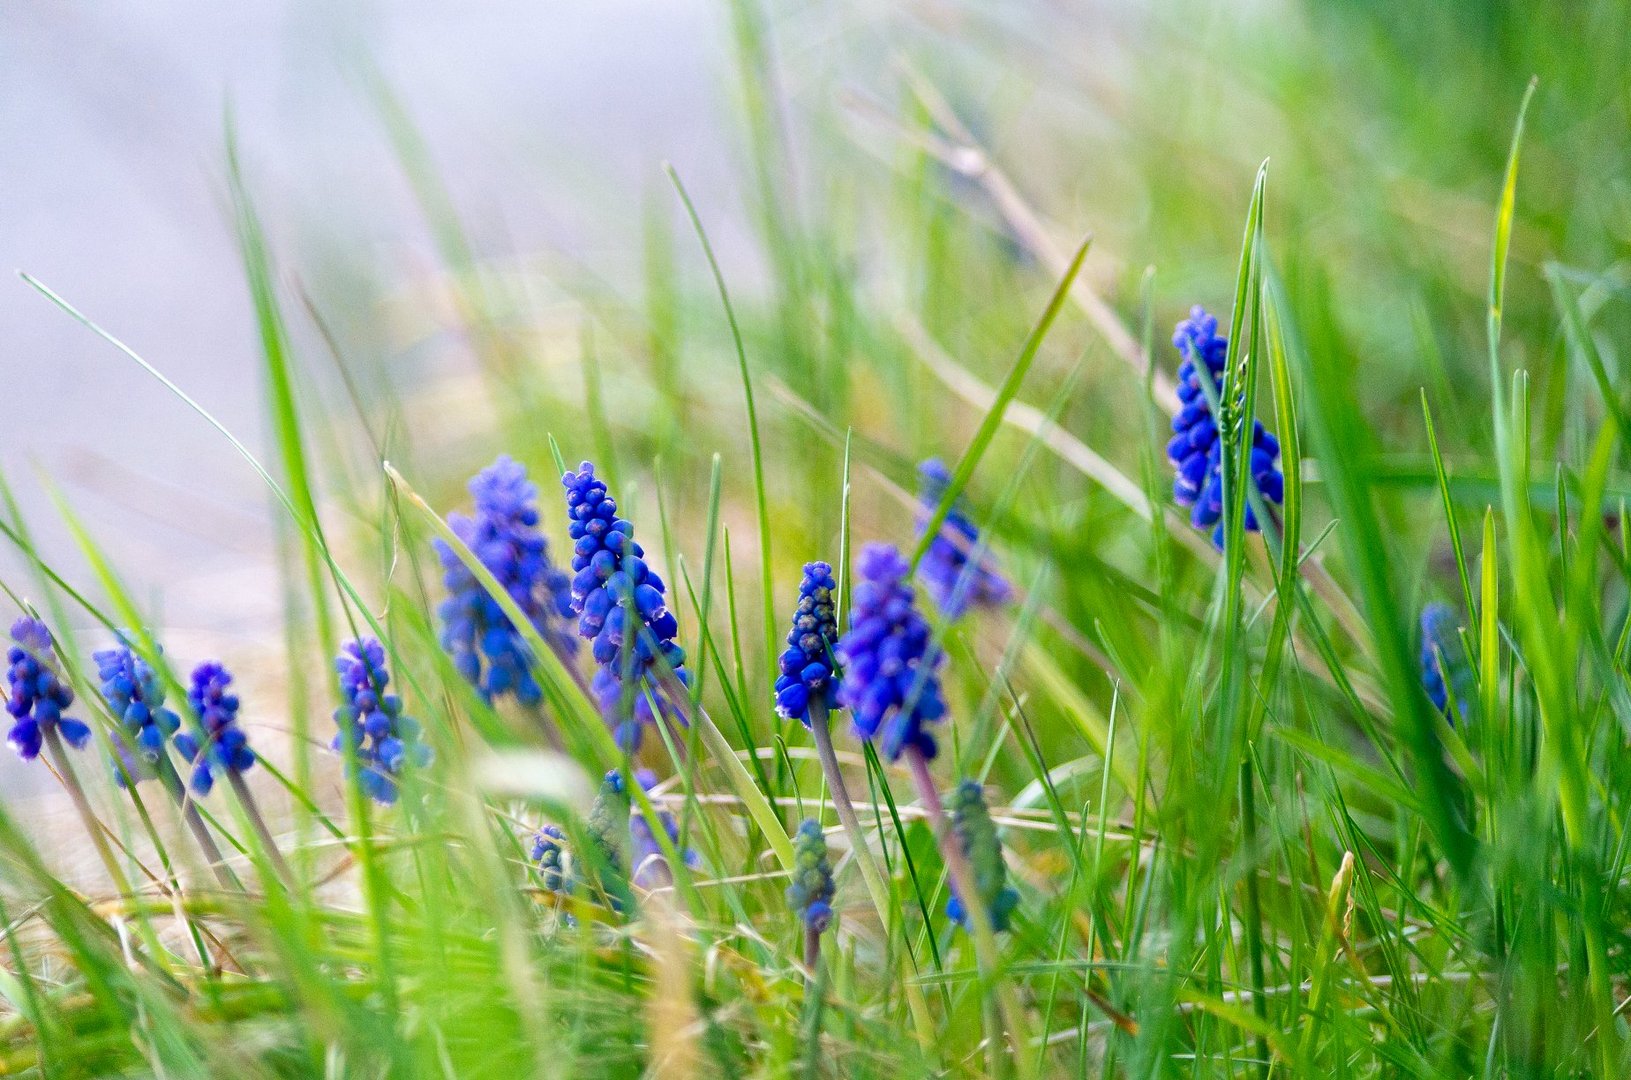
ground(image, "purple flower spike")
xmin=7 ymin=617 xmax=89 ymax=760
xmin=94 ymin=640 xmax=181 ymax=787
xmin=173 ymin=661 xmax=257 ymax=796
xmin=331 ymin=638 xmax=432 ymax=805
xmin=774 ymin=561 xmax=841 ymax=724
xmin=1420 ymin=603 xmax=1473 ymax=724
xmin=435 ymin=455 xmax=576 ymax=708
xmin=916 ymin=459 xmax=1010 ymax=619
xmin=786 ymin=818 xmax=836 ymax=933
xmin=562 ymin=462 xmax=688 ymax=751
xmin=1166 ymin=306 xmax=1284 ymax=549
xmin=836 ymin=544 xmax=947 ymax=762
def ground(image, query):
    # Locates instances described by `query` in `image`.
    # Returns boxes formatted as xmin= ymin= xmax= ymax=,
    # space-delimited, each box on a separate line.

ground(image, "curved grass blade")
xmin=666 ymin=164 xmax=779 ymax=694
xmin=909 ymin=233 xmax=1094 ymax=571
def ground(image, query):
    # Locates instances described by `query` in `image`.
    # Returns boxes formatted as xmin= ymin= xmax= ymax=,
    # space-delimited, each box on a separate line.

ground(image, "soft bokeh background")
xmin=2 ymin=1 xmax=1626 ymax=784
xmin=0 ymin=0 xmax=736 ymax=790
xmin=0 ymin=0 xmax=730 ymax=624
xmin=3 ymin=4 xmax=1631 ymax=1073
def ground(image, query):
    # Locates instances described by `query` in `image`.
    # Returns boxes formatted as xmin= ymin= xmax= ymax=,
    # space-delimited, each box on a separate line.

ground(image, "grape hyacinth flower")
xmin=562 ymin=462 xmax=689 ymax=751
xmin=7 ymin=617 xmax=140 ymax=892
xmin=582 ymin=769 xmax=636 ymax=908
xmin=1166 ymin=306 xmax=1284 ymax=548
xmin=331 ymin=639 xmax=432 ymax=805
xmin=836 ymin=544 xmax=947 ymax=762
xmin=578 ymin=768 xmax=696 ymax=900
xmin=530 ymin=824 xmax=569 ymax=894
xmin=435 ymin=456 xmax=576 ymax=707
xmin=586 ymin=769 xmax=634 ymax=873
xmin=944 ymin=781 xmax=1019 ymax=933
xmin=173 ymin=662 xmax=256 ymax=796
xmin=787 ymin=819 xmax=836 ymax=933
xmin=94 ymin=641 xmax=182 ymax=786
xmin=774 ymin=561 xmax=840 ymax=724
xmin=1420 ymin=603 xmax=1473 ymax=723
xmin=178 ymin=661 xmax=290 ymax=884
xmin=916 ymin=459 xmax=1011 ymax=619
xmin=7 ymin=617 xmax=90 ymax=760
xmin=788 ymin=818 xmax=837 ymax=968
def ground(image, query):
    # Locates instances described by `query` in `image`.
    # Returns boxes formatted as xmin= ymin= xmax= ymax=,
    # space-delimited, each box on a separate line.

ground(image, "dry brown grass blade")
xmin=886 ymin=59 xmax=1176 ymax=406
xmin=643 ymin=893 xmax=703 ymax=1080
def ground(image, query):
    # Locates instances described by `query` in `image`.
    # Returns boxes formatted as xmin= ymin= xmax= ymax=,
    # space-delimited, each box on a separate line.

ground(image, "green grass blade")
xmin=910 ymin=233 xmax=1093 ymax=570
xmin=666 ymin=164 xmax=779 ymax=704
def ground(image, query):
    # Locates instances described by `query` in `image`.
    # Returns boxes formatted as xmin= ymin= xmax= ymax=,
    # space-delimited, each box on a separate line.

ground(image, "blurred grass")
xmin=0 ymin=0 xmax=1630 ymax=1076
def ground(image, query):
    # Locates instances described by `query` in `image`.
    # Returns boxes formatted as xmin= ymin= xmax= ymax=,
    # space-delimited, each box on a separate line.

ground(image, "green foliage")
xmin=3 ymin=2 xmax=1631 ymax=1077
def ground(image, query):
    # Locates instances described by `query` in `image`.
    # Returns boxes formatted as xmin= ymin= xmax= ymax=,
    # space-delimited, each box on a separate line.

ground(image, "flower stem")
xmin=156 ymin=756 xmax=239 ymax=891
xmin=904 ymin=746 xmax=1037 ymax=1080
xmin=803 ymin=924 xmax=821 ymax=970
xmin=228 ymin=770 xmax=296 ymax=889
xmin=809 ymin=706 xmax=891 ymax=921
xmin=808 ymin=704 xmax=937 ymax=1047
xmin=43 ymin=727 xmax=134 ymax=898
xmin=41 ymin=727 xmax=203 ymax=981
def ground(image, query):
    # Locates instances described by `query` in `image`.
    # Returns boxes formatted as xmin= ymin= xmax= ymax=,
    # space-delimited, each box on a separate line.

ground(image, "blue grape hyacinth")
xmin=945 ymin=781 xmax=1019 ymax=933
xmin=1420 ymin=603 xmax=1473 ymax=723
xmin=786 ymin=819 xmax=836 ymax=934
xmin=579 ymin=768 xmax=697 ymax=896
xmin=1166 ymin=306 xmax=1284 ymax=548
xmin=562 ymin=462 xmax=688 ymax=751
xmin=94 ymin=641 xmax=181 ymax=786
xmin=836 ymin=544 xmax=947 ymax=762
xmin=7 ymin=617 xmax=90 ymax=760
xmin=586 ymin=768 xmax=634 ymax=872
xmin=331 ymin=639 xmax=432 ymax=805
xmin=173 ymin=661 xmax=256 ymax=796
xmin=530 ymin=823 xmax=569 ymax=894
xmin=435 ymin=456 xmax=576 ymax=707
xmin=774 ymin=561 xmax=841 ymax=724
xmin=916 ymin=459 xmax=1011 ymax=618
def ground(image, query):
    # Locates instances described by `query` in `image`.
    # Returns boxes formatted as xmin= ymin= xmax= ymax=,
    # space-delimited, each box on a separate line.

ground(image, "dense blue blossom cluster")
xmin=786 ymin=819 xmax=836 ymax=933
xmin=944 ymin=781 xmax=1019 ymax=933
xmin=916 ymin=459 xmax=1011 ymax=619
xmin=95 ymin=642 xmax=181 ymax=786
xmin=1167 ymin=306 xmax=1284 ymax=548
xmin=530 ymin=823 xmax=568 ymax=894
xmin=6 ymin=618 xmax=89 ymax=760
xmin=562 ymin=462 xmax=688 ymax=750
xmin=774 ymin=561 xmax=840 ymax=723
xmin=435 ymin=456 xmax=575 ymax=707
xmin=174 ymin=662 xmax=256 ymax=796
xmin=331 ymin=639 xmax=431 ymax=804
xmin=836 ymin=544 xmax=947 ymax=762
xmin=1420 ymin=603 xmax=1472 ymax=723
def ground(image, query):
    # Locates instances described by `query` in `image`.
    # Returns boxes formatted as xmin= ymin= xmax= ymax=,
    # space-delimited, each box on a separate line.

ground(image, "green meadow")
xmin=1 ymin=3 xmax=1629 ymax=1076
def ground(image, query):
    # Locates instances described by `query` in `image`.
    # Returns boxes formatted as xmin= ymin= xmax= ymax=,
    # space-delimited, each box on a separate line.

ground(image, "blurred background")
xmin=0 ymin=0 xmax=733 ymax=638
xmin=1 ymin=0 xmax=1627 ymax=796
